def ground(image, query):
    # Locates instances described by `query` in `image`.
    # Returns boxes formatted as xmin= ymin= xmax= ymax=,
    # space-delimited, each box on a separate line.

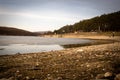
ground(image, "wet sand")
xmin=0 ymin=36 xmax=120 ymax=80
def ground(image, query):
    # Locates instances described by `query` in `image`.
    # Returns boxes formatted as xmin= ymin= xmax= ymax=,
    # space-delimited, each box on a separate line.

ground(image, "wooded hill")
xmin=54 ymin=11 xmax=120 ymax=34
xmin=0 ymin=26 xmax=36 ymax=36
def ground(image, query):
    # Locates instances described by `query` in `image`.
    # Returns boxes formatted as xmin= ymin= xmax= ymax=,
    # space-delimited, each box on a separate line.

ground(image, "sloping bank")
xmin=0 ymin=41 xmax=120 ymax=80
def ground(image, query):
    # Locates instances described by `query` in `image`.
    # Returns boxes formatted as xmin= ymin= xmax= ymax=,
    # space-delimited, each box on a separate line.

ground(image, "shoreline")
xmin=0 ymin=35 xmax=120 ymax=80
xmin=44 ymin=33 xmax=120 ymax=41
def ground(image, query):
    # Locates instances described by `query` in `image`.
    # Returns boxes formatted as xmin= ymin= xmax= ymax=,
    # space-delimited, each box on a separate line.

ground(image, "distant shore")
xmin=0 ymin=33 xmax=120 ymax=80
xmin=44 ymin=32 xmax=120 ymax=42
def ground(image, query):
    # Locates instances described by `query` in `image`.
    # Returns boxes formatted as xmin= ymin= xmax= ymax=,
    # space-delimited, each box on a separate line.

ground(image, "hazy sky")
xmin=0 ymin=0 xmax=120 ymax=32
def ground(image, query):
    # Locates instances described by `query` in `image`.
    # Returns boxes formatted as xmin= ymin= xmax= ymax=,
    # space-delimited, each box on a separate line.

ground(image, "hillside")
xmin=54 ymin=11 xmax=120 ymax=34
xmin=0 ymin=26 xmax=36 ymax=36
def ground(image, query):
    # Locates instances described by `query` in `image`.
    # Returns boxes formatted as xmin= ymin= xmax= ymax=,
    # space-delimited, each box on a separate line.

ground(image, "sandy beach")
xmin=0 ymin=35 xmax=120 ymax=80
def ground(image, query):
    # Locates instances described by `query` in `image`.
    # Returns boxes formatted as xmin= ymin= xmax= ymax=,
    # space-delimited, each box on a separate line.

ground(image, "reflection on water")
xmin=0 ymin=36 xmax=92 ymax=55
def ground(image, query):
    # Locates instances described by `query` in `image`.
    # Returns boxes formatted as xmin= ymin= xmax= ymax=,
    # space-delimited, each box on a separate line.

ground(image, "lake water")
xmin=0 ymin=36 xmax=92 ymax=55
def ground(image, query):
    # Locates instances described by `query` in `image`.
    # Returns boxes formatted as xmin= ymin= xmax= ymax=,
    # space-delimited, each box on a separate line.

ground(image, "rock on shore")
xmin=0 ymin=42 xmax=120 ymax=80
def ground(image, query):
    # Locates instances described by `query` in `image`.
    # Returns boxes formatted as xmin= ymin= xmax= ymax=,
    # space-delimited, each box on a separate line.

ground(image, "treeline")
xmin=0 ymin=26 xmax=36 ymax=36
xmin=54 ymin=11 xmax=120 ymax=34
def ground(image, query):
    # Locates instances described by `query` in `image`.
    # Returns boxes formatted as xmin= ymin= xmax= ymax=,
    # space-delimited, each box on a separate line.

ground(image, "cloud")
xmin=0 ymin=8 xmax=79 ymax=22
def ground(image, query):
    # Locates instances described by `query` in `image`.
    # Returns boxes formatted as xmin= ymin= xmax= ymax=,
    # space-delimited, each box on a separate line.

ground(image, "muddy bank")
xmin=0 ymin=42 xmax=120 ymax=80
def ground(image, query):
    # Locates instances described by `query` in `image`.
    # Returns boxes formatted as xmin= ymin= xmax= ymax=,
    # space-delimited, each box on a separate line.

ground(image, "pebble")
xmin=47 ymin=74 xmax=51 ymax=77
xmin=106 ymin=52 xmax=109 ymax=55
xmin=104 ymin=72 xmax=113 ymax=77
xmin=96 ymin=74 xmax=104 ymax=79
xmin=114 ymin=74 xmax=120 ymax=80
xmin=56 ymin=70 xmax=59 ymax=73
xmin=26 ymin=76 xmax=30 ymax=80
xmin=57 ymin=77 xmax=62 ymax=80
xmin=36 ymin=62 xmax=39 ymax=66
xmin=16 ymin=70 xmax=20 ymax=73
xmin=77 ymin=49 xmax=84 ymax=52
xmin=86 ymin=64 xmax=90 ymax=67
xmin=76 ymin=59 xmax=79 ymax=62
xmin=102 ymin=68 xmax=105 ymax=71
xmin=97 ymin=65 xmax=101 ymax=68
xmin=96 ymin=72 xmax=115 ymax=80
xmin=58 ymin=54 xmax=61 ymax=57
xmin=47 ymin=76 xmax=54 ymax=80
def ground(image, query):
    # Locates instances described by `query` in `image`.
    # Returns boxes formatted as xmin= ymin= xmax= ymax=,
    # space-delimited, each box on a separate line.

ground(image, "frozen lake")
xmin=0 ymin=36 xmax=92 ymax=55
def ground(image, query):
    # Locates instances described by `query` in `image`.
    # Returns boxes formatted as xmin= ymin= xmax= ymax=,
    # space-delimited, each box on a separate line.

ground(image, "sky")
xmin=0 ymin=0 xmax=120 ymax=32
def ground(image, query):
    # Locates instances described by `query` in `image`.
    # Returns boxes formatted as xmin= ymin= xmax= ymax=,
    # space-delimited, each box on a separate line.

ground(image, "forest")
xmin=54 ymin=11 xmax=120 ymax=34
